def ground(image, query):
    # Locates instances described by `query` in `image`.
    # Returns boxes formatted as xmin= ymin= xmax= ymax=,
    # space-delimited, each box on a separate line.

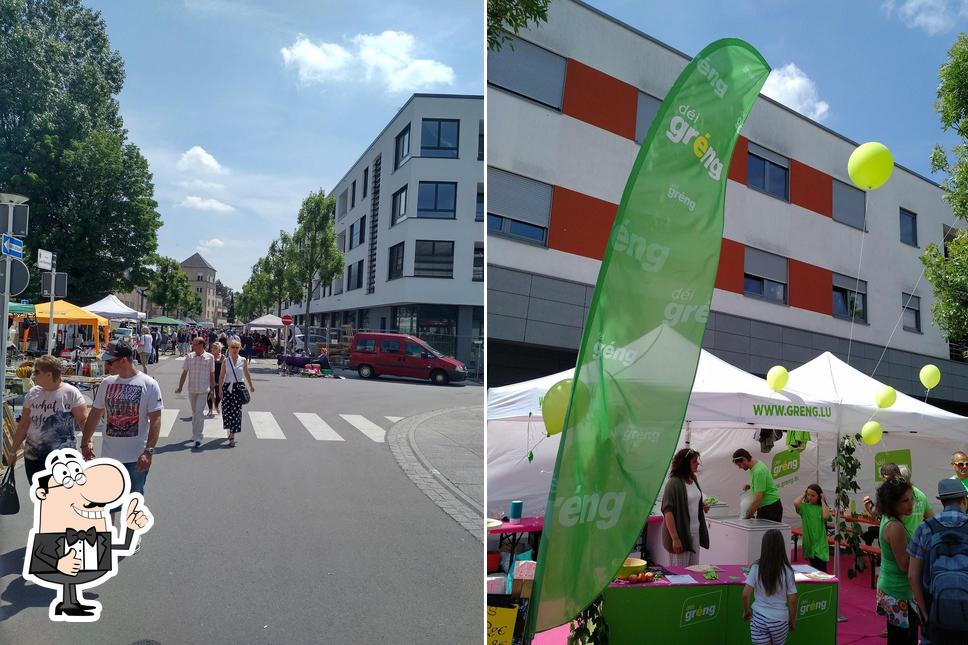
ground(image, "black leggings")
xmin=887 ymin=612 xmax=919 ymax=645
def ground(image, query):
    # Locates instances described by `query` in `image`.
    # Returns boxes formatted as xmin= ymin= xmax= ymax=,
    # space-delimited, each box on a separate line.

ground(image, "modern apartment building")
xmin=181 ymin=252 xmax=221 ymax=324
xmin=487 ymin=0 xmax=968 ymax=412
xmin=283 ymin=94 xmax=485 ymax=368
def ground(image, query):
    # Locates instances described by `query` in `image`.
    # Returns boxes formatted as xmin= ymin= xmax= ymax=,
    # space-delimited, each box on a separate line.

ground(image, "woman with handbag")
xmin=218 ymin=339 xmax=254 ymax=447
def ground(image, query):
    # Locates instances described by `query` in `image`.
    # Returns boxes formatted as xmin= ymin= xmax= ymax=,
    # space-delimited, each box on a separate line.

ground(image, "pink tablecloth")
xmin=610 ymin=564 xmax=838 ymax=588
xmin=488 ymin=516 xmax=544 ymax=535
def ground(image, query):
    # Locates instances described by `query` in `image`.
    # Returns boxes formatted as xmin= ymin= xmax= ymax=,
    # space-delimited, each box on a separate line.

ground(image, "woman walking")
xmin=218 ymin=339 xmax=254 ymax=447
xmin=207 ymin=342 xmax=224 ymax=416
xmin=660 ymin=447 xmax=710 ymax=566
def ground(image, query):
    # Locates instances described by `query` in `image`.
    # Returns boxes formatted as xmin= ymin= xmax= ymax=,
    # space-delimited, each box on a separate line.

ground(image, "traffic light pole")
xmin=0 ymin=200 xmax=13 ymax=402
xmin=46 ymin=264 xmax=56 ymax=356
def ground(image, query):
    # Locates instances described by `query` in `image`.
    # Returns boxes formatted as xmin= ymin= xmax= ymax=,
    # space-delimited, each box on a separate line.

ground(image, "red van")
xmin=349 ymin=332 xmax=467 ymax=385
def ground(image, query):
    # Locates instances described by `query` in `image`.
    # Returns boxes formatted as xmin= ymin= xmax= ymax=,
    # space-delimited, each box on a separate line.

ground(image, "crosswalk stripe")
xmin=385 ymin=416 xmax=403 ymax=423
xmin=203 ymin=416 xmax=226 ymax=437
xmin=248 ymin=411 xmax=286 ymax=439
xmin=294 ymin=413 xmax=344 ymax=441
xmin=339 ymin=414 xmax=385 ymax=443
xmin=159 ymin=409 xmax=179 ymax=438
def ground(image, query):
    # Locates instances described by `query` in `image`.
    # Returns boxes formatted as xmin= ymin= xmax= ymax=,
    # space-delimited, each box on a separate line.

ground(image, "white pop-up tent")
xmin=82 ymin=294 xmax=145 ymax=320
xmin=486 ymin=348 xmax=834 ymax=518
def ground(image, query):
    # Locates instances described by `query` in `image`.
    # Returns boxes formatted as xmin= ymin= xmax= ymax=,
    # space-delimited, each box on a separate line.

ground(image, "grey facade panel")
xmin=488 ymin=265 xmax=533 ymax=296
xmin=750 ymin=339 xmax=782 ymax=359
xmin=523 ymin=319 xmax=582 ymax=349
xmin=488 ymin=289 xmax=530 ymax=318
xmin=715 ymin=331 xmax=750 ymax=354
xmin=584 ymin=286 xmax=595 ymax=308
xmin=488 ymin=313 xmax=527 ymax=342
xmin=530 ymin=275 xmax=586 ymax=306
xmin=781 ymin=327 xmax=813 ymax=348
xmin=527 ymin=297 xmax=585 ymax=325
xmin=714 ymin=314 xmax=751 ymax=337
xmin=749 ymin=355 xmax=777 ymax=376
xmin=781 ymin=344 xmax=816 ymax=365
xmin=709 ymin=349 xmax=751 ymax=372
xmin=750 ymin=320 xmax=782 ymax=341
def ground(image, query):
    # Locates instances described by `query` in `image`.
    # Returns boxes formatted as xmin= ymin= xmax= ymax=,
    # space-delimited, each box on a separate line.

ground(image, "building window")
xmin=902 ymin=293 xmax=921 ymax=332
xmin=414 ymin=240 xmax=454 ymax=278
xmin=388 ymin=242 xmax=404 ymax=280
xmin=337 ymin=189 xmax=348 ymax=219
xmin=747 ymin=142 xmax=789 ymax=201
xmin=391 ymin=186 xmax=408 ymax=225
xmin=351 ymin=180 xmax=356 ymax=208
xmin=348 ymin=216 xmax=365 ymax=249
xmin=346 ymin=259 xmax=364 ymax=291
xmin=900 ymin=208 xmax=918 ymax=246
xmin=336 ymin=231 xmax=346 ymax=253
xmin=476 ymin=186 xmax=484 ymax=222
xmin=362 ymin=167 xmax=368 ymax=198
xmin=473 ymin=242 xmax=483 ymax=281
xmin=394 ymin=124 xmax=410 ymax=170
xmin=487 ymin=167 xmax=550 ymax=246
xmin=417 ymin=181 xmax=457 ymax=219
xmin=196 ymin=273 xmax=203 ymax=281
xmin=635 ymin=92 xmax=662 ymax=144
xmin=832 ymin=179 xmax=866 ymax=231
xmin=743 ymin=247 xmax=788 ymax=304
xmin=421 ymin=119 xmax=460 ymax=158
xmin=488 ymin=33 xmax=566 ymax=110
xmin=832 ymin=273 xmax=867 ymax=323
xmin=478 ymin=120 xmax=484 ymax=161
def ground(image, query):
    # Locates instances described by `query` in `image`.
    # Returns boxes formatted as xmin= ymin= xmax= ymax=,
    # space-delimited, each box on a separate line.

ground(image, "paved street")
xmin=0 ymin=356 xmax=484 ymax=643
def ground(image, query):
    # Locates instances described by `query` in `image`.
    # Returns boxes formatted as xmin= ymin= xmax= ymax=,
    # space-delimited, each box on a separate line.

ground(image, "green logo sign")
xmin=771 ymin=449 xmax=800 ymax=479
xmin=680 ymin=590 xmax=723 ymax=627
xmin=874 ymin=449 xmax=912 ymax=480
xmin=798 ymin=587 xmax=833 ymax=620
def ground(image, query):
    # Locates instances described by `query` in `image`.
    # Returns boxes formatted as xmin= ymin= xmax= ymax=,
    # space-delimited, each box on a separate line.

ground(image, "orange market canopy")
xmin=32 ymin=300 xmax=110 ymax=353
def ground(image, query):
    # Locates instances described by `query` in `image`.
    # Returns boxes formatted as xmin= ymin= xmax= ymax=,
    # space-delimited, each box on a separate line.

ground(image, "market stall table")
xmin=488 ymin=516 xmax=544 ymax=563
xmin=602 ymin=564 xmax=838 ymax=644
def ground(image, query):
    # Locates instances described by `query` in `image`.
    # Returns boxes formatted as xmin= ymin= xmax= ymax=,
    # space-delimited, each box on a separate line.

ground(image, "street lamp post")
xmin=0 ymin=193 xmax=28 ymax=406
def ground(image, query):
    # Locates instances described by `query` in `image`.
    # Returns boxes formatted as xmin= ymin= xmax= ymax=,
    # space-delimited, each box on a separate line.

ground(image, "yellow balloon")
xmin=861 ymin=420 xmax=883 ymax=445
xmin=848 ymin=142 xmax=894 ymax=191
xmin=542 ymin=378 xmax=590 ymax=436
xmin=920 ymin=364 xmax=941 ymax=390
xmin=766 ymin=365 xmax=788 ymax=392
xmin=875 ymin=386 xmax=896 ymax=409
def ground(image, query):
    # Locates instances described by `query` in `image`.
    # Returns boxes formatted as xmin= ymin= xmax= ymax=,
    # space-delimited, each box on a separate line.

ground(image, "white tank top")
xmin=223 ymin=355 xmax=246 ymax=384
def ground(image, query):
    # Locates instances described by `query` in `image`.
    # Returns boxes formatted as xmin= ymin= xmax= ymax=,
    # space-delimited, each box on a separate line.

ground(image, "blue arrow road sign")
xmin=20 ymin=299 xmax=27 ymax=304
xmin=1 ymin=234 xmax=23 ymax=259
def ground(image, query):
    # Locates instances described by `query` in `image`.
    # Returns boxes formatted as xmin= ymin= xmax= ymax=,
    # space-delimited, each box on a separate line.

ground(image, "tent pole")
xmin=835 ymin=428 xmax=847 ymax=622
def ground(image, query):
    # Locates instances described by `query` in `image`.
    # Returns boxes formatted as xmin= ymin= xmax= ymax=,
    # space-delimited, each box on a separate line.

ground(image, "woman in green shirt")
xmin=875 ymin=478 xmax=918 ymax=645
xmin=793 ymin=484 xmax=831 ymax=572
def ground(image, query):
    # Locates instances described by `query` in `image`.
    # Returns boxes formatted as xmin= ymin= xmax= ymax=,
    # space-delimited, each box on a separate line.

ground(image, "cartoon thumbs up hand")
xmin=125 ymin=497 xmax=151 ymax=532
xmin=57 ymin=547 xmax=81 ymax=576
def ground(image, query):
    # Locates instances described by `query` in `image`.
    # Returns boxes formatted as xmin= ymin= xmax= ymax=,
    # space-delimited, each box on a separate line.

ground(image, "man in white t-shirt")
xmin=138 ymin=327 xmax=153 ymax=374
xmin=81 ymin=340 xmax=163 ymax=498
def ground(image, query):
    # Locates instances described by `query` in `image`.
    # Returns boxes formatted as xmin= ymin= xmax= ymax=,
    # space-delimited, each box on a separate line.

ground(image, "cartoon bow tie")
xmin=65 ymin=528 xmax=98 ymax=546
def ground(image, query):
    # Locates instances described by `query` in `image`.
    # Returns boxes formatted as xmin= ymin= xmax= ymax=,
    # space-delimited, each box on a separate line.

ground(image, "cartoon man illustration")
xmin=22 ymin=448 xmax=152 ymax=621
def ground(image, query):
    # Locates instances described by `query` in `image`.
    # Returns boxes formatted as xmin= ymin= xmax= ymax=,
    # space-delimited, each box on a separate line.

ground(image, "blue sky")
xmin=585 ymin=0 xmax=964 ymax=181
xmin=84 ymin=0 xmax=483 ymax=290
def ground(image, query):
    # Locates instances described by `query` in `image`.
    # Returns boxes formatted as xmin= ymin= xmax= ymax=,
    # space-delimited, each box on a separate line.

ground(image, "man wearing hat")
xmin=80 ymin=340 xmax=163 ymax=500
xmin=907 ymin=478 xmax=968 ymax=644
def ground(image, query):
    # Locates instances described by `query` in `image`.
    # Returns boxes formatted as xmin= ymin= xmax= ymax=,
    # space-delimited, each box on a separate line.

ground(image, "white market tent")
xmin=487 ymin=348 xmax=832 ymax=518
xmin=487 ymin=348 xmax=968 ymax=520
xmin=246 ymin=314 xmax=285 ymax=327
xmin=82 ymin=294 xmax=145 ymax=320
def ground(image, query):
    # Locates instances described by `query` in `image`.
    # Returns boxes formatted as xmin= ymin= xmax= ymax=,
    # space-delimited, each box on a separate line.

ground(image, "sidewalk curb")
xmin=388 ymin=406 xmax=484 ymax=543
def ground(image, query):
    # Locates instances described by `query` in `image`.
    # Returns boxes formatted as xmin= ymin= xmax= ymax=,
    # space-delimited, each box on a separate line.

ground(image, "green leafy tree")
xmin=288 ymin=190 xmax=343 ymax=331
xmin=0 ymin=0 xmax=161 ymax=304
xmin=487 ymin=0 xmax=550 ymax=51
xmin=179 ymin=289 xmax=202 ymax=320
xmin=925 ymin=33 xmax=968 ymax=350
xmin=148 ymin=256 xmax=195 ymax=318
xmin=264 ymin=233 xmax=300 ymax=316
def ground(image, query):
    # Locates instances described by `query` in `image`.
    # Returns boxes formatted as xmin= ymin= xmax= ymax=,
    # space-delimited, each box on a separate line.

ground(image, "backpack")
xmin=923 ymin=516 xmax=968 ymax=632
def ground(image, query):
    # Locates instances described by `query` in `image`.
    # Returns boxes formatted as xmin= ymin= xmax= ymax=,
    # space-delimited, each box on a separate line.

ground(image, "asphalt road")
xmin=0 ymin=355 xmax=484 ymax=644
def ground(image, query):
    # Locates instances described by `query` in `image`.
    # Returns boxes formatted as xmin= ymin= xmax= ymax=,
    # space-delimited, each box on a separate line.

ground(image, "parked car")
xmin=348 ymin=332 xmax=466 ymax=385
xmin=113 ymin=327 xmax=134 ymax=342
xmin=293 ymin=333 xmax=327 ymax=353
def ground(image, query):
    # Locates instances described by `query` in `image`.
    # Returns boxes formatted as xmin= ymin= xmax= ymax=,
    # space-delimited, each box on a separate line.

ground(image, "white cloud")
xmin=281 ymin=30 xmax=454 ymax=93
xmin=882 ymin=0 xmax=960 ymax=35
xmin=176 ymin=146 xmax=227 ymax=175
xmin=281 ymin=36 xmax=353 ymax=84
xmin=198 ymin=238 xmax=225 ymax=248
xmin=762 ymin=63 xmax=830 ymax=122
xmin=177 ymin=179 xmax=225 ymax=191
xmin=179 ymin=196 xmax=235 ymax=213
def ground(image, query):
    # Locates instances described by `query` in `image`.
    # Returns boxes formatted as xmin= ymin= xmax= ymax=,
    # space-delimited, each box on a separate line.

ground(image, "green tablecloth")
xmin=602 ymin=566 xmax=837 ymax=644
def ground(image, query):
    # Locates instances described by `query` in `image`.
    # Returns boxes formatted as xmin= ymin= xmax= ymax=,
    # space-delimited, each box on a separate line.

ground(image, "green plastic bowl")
xmin=617 ymin=557 xmax=647 ymax=579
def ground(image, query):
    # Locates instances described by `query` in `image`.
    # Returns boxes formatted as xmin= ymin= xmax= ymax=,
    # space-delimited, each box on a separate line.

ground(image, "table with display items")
xmin=601 ymin=564 xmax=838 ymax=644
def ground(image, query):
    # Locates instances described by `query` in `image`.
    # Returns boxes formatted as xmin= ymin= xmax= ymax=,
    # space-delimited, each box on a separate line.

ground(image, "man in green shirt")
xmin=732 ymin=448 xmax=783 ymax=522
xmin=949 ymin=450 xmax=968 ymax=495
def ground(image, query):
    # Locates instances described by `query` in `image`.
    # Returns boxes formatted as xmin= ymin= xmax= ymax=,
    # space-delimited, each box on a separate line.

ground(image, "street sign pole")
xmin=0 ymin=198 xmax=18 ymax=402
xmin=46 ymin=264 xmax=56 ymax=357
